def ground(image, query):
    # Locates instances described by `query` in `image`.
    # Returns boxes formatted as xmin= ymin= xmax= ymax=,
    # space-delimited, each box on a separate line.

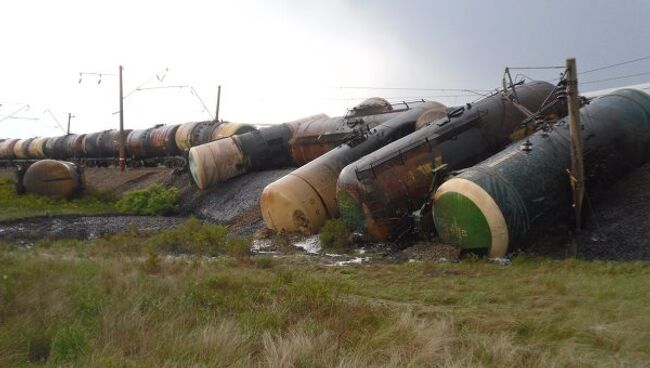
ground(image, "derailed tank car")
xmin=260 ymin=100 xmax=446 ymax=234
xmin=433 ymin=88 xmax=650 ymax=257
xmin=188 ymin=98 xmax=432 ymax=190
xmin=335 ymin=81 xmax=565 ymax=241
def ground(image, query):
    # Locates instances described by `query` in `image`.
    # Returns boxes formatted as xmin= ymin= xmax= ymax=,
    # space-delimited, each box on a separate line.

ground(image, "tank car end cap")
xmin=433 ymin=178 xmax=509 ymax=258
xmin=260 ymin=174 xmax=329 ymax=234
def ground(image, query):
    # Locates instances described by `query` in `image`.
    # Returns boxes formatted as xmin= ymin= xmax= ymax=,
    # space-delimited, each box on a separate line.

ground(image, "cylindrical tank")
xmin=175 ymin=121 xmax=220 ymax=151
xmin=108 ymin=129 xmax=132 ymax=156
xmin=288 ymin=100 xmax=414 ymax=166
xmin=13 ymin=138 xmax=35 ymax=159
xmin=27 ymin=137 xmax=49 ymax=159
xmin=210 ymin=122 xmax=256 ymax=141
xmin=62 ymin=134 xmax=86 ymax=158
xmin=149 ymin=124 xmax=181 ymax=157
xmin=336 ymin=81 xmax=564 ymax=241
xmin=126 ymin=127 xmax=155 ymax=159
xmin=261 ymin=100 xmax=442 ymax=233
xmin=44 ymin=136 xmax=61 ymax=158
xmin=191 ymin=121 xmax=221 ymax=147
xmin=188 ymin=114 xmax=326 ymax=190
xmin=83 ymin=130 xmax=114 ymax=157
xmin=432 ymin=88 xmax=650 ymax=257
xmin=21 ymin=159 xmax=82 ymax=199
xmin=0 ymin=138 xmax=20 ymax=159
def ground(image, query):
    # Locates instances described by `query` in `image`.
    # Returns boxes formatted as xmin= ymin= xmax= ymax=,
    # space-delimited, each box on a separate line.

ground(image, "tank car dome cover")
xmin=350 ymin=97 xmax=393 ymax=116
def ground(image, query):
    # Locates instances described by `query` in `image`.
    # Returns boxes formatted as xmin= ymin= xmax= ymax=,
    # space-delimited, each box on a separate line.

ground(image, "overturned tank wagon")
xmin=0 ymin=138 xmax=20 ymax=159
xmin=260 ymin=100 xmax=446 ymax=233
xmin=433 ymin=88 xmax=650 ymax=258
xmin=13 ymin=138 xmax=35 ymax=159
xmin=21 ymin=159 xmax=83 ymax=199
xmin=336 ymin=81 xmax=564 ymax=241
xmin=188 ymin=116 xmax=315 ymax=190
xmin=188 ymin=98 xmax=422 ymax=190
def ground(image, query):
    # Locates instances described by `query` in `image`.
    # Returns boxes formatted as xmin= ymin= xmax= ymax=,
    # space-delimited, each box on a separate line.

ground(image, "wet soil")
xmin=0 ymin=215 xmax=185 ymax=243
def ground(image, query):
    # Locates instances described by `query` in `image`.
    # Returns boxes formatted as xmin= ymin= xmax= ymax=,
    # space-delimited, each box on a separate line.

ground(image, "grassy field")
xmin=0 ymin=226 xmax=648 ymax=367
xmin=0 ymin=179 xmax=117 ymax=221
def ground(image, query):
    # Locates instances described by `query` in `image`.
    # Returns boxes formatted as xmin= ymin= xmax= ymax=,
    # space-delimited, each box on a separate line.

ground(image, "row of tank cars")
xmin=0 ymin=120 xmax=256 ymax=168
xmin=187 ymin=80 xmax=650 ymax=257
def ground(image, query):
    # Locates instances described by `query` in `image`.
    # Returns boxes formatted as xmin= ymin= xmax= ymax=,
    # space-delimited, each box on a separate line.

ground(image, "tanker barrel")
xmin=0 ymin=138 xmax=20 ymax=160
xmin=110 ymin=129 xmax=132 ymax=157
xmin=175 ymin=122 xmax=201 ymax=152
xmin=83 ymin=130 xmax=114 ymax=157
xmin=63 ymin=134 xmax=86 ymax=158
xmin=126 ymin=127 xmax=155 ymax=159
xmin=188 ymin=123 xmax=294 ymax=189
xmin=175 ymin=121 xmax=222 ymax=152
xmin=13 ymin=138 xmax=35 ymax=159
xmin=27 ymin=137 xmax=49 ymax=159
xmin=336 ymin=81 xmax=564 ymax=241
xmin=149 ymin=124 xmax=181 ymax=157
xmin=210 ymin=122 xmax=256 ymax=141
xmin=260 ymin=100 xmax=441 ymax=234
xmin=288 ymin=101 xmax=405 ymax=166
xmin=190 ymin=121 xmax=222 ymax=147
xmin=21 ymin=159 xmax=83 ymax=199
xmin=432 ymin=88 xmax=650 ymax=258
xmin=187 ymin=114 xmax=326 ymax=190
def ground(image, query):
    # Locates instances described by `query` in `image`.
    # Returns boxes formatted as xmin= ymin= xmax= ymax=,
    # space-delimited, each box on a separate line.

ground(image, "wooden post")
xmin=118 ymin=65 xmax=126 ymax=172
xmin=215 ymin=85 xmax=221 ymax=122
xmin=566 ymin=58 xmax=584 ymax=232
xmin=67 ymin=113 xmax=72 ymax=135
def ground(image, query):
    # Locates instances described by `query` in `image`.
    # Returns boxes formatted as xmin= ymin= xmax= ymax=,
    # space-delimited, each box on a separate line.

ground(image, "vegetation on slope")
xmin=0 ymin=230 xmax=648 ymax=367
xmin=116 ymin=184 xmax=179 ymax=216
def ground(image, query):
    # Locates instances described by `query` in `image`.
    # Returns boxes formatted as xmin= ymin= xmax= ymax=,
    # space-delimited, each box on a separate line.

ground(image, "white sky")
xmin=2 ymin=0 xmax=649 ymax=138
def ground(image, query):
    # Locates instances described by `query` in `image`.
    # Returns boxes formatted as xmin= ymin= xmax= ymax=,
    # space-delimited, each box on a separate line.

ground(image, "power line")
xmin=580 ymin=71 xmax=650 ymax=85
xmin=580 ymin=55 xmax=650 ymax=75
xmin=323 ymin=94 xmax=478 ymax=101
xmin=329 ymin=86 xmax=492 ymax=94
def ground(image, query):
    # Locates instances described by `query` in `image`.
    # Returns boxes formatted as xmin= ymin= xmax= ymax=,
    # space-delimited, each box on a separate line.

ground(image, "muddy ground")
xmin=1 ymin=161 xmax=649 ymax=261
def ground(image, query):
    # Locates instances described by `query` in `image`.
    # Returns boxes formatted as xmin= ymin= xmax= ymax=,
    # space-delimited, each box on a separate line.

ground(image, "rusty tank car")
xmin=433 ymin=88 xmax=650 ymax=257
xmin=149 ymin=124 xmax=181 ymax=157
xmin=260 ymin=100 xmax=447 ymax=234
xmin=188 ymin=98 xmax=438 ymax=190
xmin=335 ymin=80 xmax=565 ymax=241
xmin=21 ymin=159 xmax=83 ymax=199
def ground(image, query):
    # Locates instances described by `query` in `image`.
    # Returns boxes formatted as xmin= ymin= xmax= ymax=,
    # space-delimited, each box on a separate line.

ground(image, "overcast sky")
xmin=2 ymin=0 xmax=650 ymax=138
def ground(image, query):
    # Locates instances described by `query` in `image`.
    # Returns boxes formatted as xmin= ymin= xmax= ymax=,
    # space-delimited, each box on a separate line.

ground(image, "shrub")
xmin=146 ymin=218 xmax=251 ymax=257
xmin=116 ymin=184 xmax=179 ymax=215
xmin=319 ymin=219 xmax=352 ymax=251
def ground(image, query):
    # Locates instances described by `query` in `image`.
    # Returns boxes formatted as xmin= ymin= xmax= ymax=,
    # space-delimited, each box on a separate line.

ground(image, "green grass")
xmin=116 ymin=184 xmax=179 ymax=216
xmin=0 ymin=232 xmax=648 ymax=367
xmin=0 ymin=178 xmax=117 ymax=221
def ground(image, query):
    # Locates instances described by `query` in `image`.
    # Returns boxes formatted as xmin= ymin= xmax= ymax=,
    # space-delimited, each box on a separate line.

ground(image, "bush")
xmin=116 ymin=184 xmax=179 ymax=215
xmin=319 ymin=218 xmax=352 ymax=251
xmin=146 ymin=218 xmax=251 ymax=258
